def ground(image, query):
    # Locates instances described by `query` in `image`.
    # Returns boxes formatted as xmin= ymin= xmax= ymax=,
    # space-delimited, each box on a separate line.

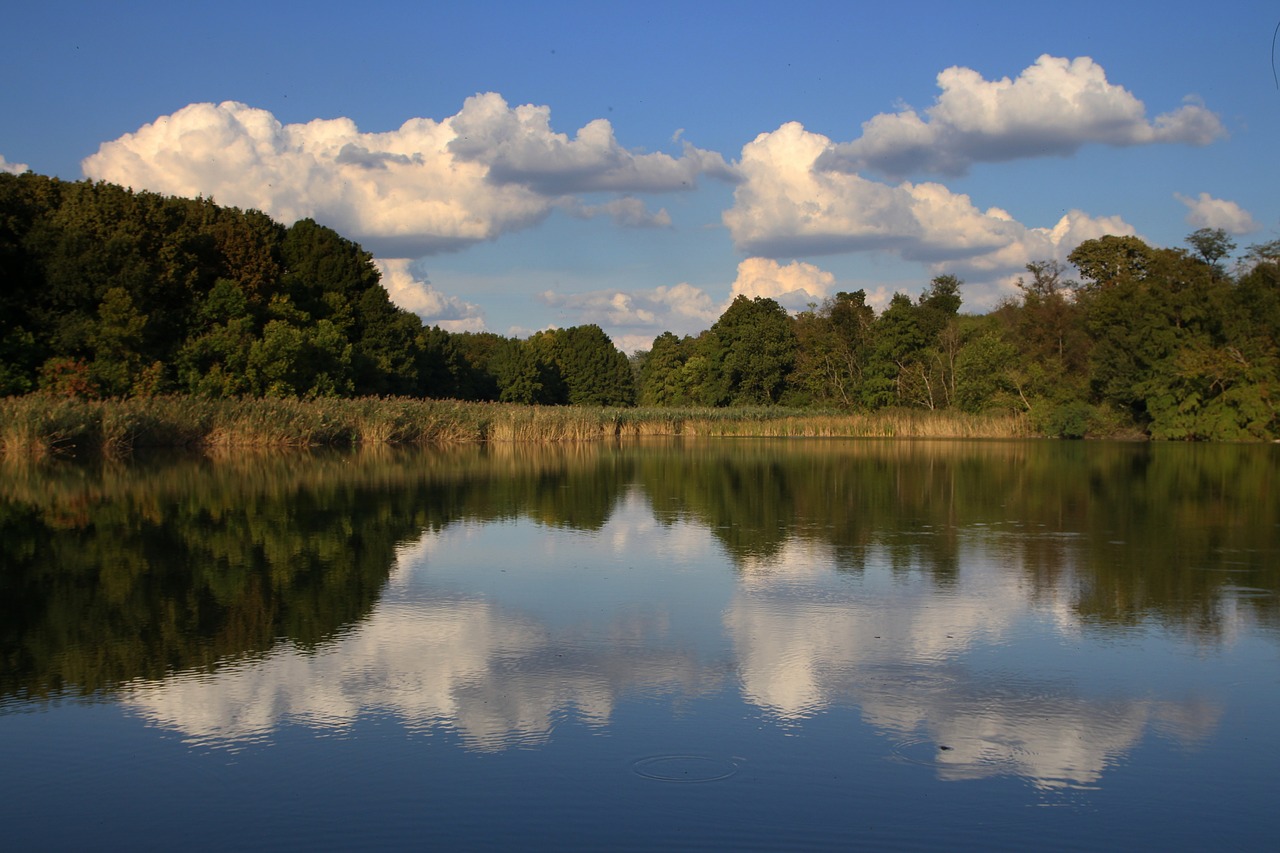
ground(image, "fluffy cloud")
xmin=723 ymin=121 xmax=1135 ymax=294
xmin=1175 ymin=192 xmax=1260 ymax=234
xmin=820 ymin=55 xmax=1224 ymax=179
xmin=536 ymin=260 xmax=842 ymax=352
xmin=82 ymin=95 xmax=731 ymax=257
xmin=374 ymin=259 xmax=486 ymax=332
xmin=729 ymin=257 xmax=834 ymax=310
xmin=0 ymin=154 xmax=29 ymax=175
xmin=447 ymin=93 xmax=736 ymax=193
xmin=538 ymin=282 xmax=721 ymax=352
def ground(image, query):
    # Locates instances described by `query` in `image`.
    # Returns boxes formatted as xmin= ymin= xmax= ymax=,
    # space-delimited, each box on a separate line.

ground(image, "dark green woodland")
xmin=3 ymin=171 xmax=1278 ymax=439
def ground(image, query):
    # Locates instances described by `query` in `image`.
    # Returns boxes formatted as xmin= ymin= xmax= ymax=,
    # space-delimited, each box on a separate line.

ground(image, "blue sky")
xmin=3 ymin=1 xmax=1276 ymax=352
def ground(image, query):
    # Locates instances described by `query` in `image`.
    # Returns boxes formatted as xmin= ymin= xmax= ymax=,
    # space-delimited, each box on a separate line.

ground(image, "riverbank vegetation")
xmin=2 ymin=171 xmax=1278 ymax=443
xmin=0 ymin=395 xmax=1033 ymax=458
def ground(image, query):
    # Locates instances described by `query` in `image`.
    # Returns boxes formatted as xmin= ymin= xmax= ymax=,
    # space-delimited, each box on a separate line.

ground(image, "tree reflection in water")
xmin=2 ymin=439 xmax=1275 ymax=792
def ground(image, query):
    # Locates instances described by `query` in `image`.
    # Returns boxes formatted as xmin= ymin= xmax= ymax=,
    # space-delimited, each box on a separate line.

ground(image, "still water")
xmin=1 ymin=439 xmax=1277 ymax=851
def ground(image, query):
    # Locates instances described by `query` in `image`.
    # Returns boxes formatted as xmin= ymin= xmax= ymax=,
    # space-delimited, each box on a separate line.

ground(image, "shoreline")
xmin=0 ymin=394 xmax=1047 ymax=459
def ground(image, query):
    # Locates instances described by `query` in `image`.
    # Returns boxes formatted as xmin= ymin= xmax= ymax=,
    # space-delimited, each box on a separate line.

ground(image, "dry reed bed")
xmin=0 ymin=394 xmax=1035 ymax=458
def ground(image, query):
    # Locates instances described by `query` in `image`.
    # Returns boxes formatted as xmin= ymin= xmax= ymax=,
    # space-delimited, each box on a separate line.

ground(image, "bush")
xmin=1038 ymin=401 xmax=1095 ymax=439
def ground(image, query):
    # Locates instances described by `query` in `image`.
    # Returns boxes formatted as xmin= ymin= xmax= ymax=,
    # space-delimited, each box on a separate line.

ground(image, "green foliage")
xmin=87 ymin=287 xmax=150 ymax=396
xmin=2 ymin=170 xmax=1276 ymax=439
xmin=788 ymin=291 xmax=877 ymax=408
xmin=0 ymin=174 xmax=459 ymax=401
xmin=1069 ymin=235 xmax=1155 ymax=291
xmin=1185 ymin=227 xmax=1236 ymax=276
xmin=548 ymin=324 xmax=636 ymax=406
xmin=494 ymin=339 xmax=552 ymax=404
xmin=638 ymin=331 xmax=690 ymax=406
xmin=0 ymin=327 xmax=38 ymax=395
xmin=1036 ymin=401 xmax=1096 ymax=439
xmin=710 ymin=295 xmax=798 ymax=405
xmin=953 ymin=325 xmax=1020 ymax=413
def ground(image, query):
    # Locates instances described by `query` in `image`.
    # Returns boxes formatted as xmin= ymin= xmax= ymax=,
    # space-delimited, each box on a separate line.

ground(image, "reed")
xmin=0 ymin=394 xmax=1038 ymax=458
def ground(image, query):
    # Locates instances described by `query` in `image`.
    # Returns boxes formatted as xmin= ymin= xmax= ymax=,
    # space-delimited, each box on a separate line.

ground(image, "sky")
xmin=3 ymin=1 xmax=1277 ymax=353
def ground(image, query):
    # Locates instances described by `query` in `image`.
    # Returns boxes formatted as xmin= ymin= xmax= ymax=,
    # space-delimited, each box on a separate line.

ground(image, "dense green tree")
xmin=493 ymin=338 xmax=557 ymax=404
xmin=788 ymin=291 xmax=877 ymax=408
xmin=709 ymin=295 xmax=797 ymax=405
xmin=177 ymin=279 xmax=257 ymax=396
xmin=211 ymin=208 xmax=284 ymax=304
xmin=86 ymin=286 xmax=154 ymax=396
xmin=991 ymin=260 xmax=1093 ymax=429
xmin=451 ymin=332 xmax=507 ymax=401
xmin=351 ymin=293 xmax=428 ymax=396
xmin=0 ymin=174 xmax=452 ymax=400
xmin=637 ymin=332 xmax=688 ymax=406
xmin=917 ymin=274 xmax=962 ymax=337
xmin=1069 ymin=235 xmax=1155 ymax=292
xmin=1185 ymin=227 xmax=1236 ymax=277
xmin=918 ymin=275 xmax=966 ymax=408
xmin=953 ymin=321 xmax=1021 ymax=413
xmin=863 ymin=292 xmax=930 ymax=408
xmin=0 ymin=174 xmax=47 ymax=390
xmin=548 ymin=325 xmax=636 ymax=406
xmin=417 ymin=325 xmax=464 ymax=399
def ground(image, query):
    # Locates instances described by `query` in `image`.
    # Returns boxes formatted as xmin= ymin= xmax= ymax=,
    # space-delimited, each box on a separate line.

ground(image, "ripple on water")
xmin=631 ymin=754 xmax=741 ymax=783
xmin=889 ymin=735 xmax=1041 ymax=783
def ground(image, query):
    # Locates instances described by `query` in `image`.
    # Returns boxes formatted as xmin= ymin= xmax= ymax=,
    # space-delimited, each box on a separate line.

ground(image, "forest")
xmin=2 ymin=171 xmax=1278 ymax=440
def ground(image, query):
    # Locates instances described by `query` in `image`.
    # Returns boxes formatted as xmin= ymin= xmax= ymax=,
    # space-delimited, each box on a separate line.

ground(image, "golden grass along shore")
xmin=0 ymin=394 xmax=1036 ymax=459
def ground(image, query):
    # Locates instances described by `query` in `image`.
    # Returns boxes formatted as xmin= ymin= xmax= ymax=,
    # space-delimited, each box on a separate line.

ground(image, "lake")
xmin=1 ymin=438 xmax=1277 ymax=851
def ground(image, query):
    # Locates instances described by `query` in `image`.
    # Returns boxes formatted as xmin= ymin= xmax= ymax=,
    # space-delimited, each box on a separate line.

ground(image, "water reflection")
xmin=2 ymin=439 xmax=1276 ymax=795
xmin=725 ymin=535 xmax=1225 ymax=788
xmin=124 ymin=521 xmax=731 ymax=752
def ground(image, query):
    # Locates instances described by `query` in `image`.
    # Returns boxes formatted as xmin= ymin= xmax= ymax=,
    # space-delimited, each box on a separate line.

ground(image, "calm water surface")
xmin=1 ymin=439 xmax=1277 ymax=851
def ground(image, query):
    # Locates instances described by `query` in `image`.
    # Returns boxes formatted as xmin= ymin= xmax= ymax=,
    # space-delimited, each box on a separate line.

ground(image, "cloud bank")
xmin=723 ymin=120 xmax=1135 ymax=286
xmin=83 ymin=94 xmax=732 ymax=257
xmin=78 ymin=55 xmax=1222 ymax=339
xmin=820 ymin=55 xmax=1224 ymax=180
xmin=538 ymin=282 xmax=722 ymax=353
xmin=536 ymin=258 xmax=841 ymax=351
xmin=1176 ymin=192 xmax=1259 ymax=234
xmin=729 ymin=257 xmax=834 ymax=309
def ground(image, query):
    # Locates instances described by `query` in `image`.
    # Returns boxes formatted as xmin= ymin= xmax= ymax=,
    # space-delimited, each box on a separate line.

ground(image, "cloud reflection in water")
xmin=122 ymin=500 xmax=1224 ymax=788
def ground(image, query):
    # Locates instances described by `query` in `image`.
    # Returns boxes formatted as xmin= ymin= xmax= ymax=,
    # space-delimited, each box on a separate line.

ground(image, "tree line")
xmin=0 ymin=173 xmax=634 ymax=406
xmin=633 ymin=232 xmax=1280 ymax=440
xmin=2 ymin=172 xmax=1278 ymax=439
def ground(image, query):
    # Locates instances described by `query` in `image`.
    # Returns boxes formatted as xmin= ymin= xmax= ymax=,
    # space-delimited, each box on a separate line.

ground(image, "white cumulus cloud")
xmin=448 ymin=93 xmax=736 ymax=193
xmin=1175 ymin=192 xmax=1259 ymax=234
xmin=374 ymin=259 xmax=486 ymax=332
xmin=82 ymin=95 xmax=732 ymax=258
xmin=538 ymin=282 xmax=721 ymax=352
xmin=729 ymin=257 xmax=834 ymax=310
xmin=723 ymin=120 xmax=1135 ymax=300
xmin=0 ymin=154 xmax=30 ymax=175
xmin=820 ymin=55 xmax=1224 ymax=179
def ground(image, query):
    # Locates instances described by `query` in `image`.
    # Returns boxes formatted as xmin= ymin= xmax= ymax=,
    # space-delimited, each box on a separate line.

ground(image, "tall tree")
xmin=709 ymin=295 xmax=797 ymax=406
xmin=1185 ymin=227 xmax=1236 ymax=277
xmin=549 ymin=325 xmax=636 ymax=406
xmin=637 ymin=331 xmax=689 ymax=406
xmin=789 ymin=291 xmax=877 ymax=409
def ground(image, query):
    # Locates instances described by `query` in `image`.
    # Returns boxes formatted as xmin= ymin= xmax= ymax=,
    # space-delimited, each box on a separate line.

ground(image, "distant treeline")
xmin=2 ymin=172 xmax=1278 ymax=439
xmin=0 ymin=172 xmax=634 ymax=407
